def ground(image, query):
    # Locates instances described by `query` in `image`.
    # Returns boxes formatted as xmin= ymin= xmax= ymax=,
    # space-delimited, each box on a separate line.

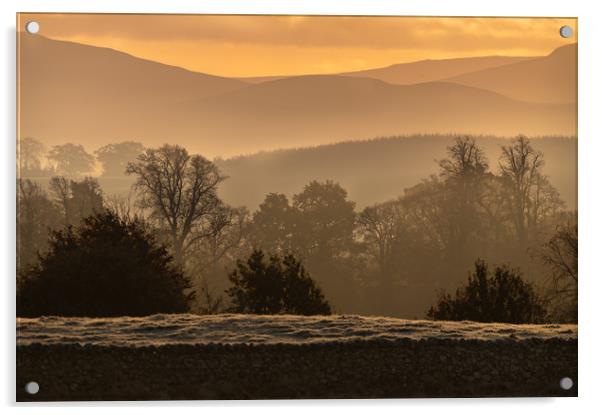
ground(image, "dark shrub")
xmin=427 ymin=259 xmax=546 ymax=323
xmin=17 ymin=212 xmax=191 ymax=317
xmin=227 ymin=249 xmax=331 ymax=315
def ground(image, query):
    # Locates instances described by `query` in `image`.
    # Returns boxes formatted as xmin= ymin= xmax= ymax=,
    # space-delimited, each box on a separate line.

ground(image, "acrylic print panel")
xmin=16 ymin=14 xmax=577 ymax=401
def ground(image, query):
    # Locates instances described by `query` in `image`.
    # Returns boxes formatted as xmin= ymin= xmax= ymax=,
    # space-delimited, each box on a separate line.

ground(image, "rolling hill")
xmin=181 ymin=75 xmax=574 ymax=155
xmin=446 ymin=43 xmax=577 ymax=104
xmin=240 ymin=44 xmax=576 ymax=104
xmin=340 ymin=55 xmax=534 ymax=85
xmin=19 ymin=36 xmax=576 ymax=157
xmin=239 ymin=55 xmax=533 ymax=85
xmin=18 ymin=35 xmax=246 ymax=151
xmin=215 ymin=135 xmax=577 ymax=211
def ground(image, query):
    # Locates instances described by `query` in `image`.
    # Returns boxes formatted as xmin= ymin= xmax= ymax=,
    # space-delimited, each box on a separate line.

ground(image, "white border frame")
xmin=2 ymin=1 xmax=601 ymax=413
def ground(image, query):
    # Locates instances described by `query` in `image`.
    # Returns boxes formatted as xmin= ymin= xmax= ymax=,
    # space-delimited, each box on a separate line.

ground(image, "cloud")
xmin=20 ymin=14 xmax=576 ymax=52
xmin=17 ymin=14 xmax=576 ymax=77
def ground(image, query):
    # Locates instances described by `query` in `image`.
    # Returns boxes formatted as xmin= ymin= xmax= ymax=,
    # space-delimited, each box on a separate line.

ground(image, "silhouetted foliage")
xmin=215 ymin=134 xmax=576 ymax=214
xmin=95 ymin=141 xmax=144 ymax=177
xmin=17 ymin=212 xmax=191 ymax=317
xmin=17 ymin=179 xmax=62 ymax=271
xmin=104 ymin=192 xmax=143 ymax=222
xmin=47 ymin=143 xmax=95 ymax=177
xmin=358 ymin=199 xmax=407 ymax=288
xmin=18 ymin=137 xmax=50 ymax=177
xmin=227 ymin=250 xmax=331 ymax=315
xmin=126 ymin=144 xmax=226 ymax=264
xmin=292 ymin=180 xmax=356 ymax=259
xmin=437 ymin=136 xmax=490 ymax=251
xmin=49 ymin=176 xmax=105 ymax=225
xmin=187 ymin=204 xmax=249 ymax=314
xmin=250 ymin=193 xmax=295 ymax=254
xmin=15 ymin=135 xmax=576 ymax=320
xmin=499 ymin=136 xmax=564 ymax=247
xmin=539 ymin=219 xmax=577 ymax=322
xmin=427 ymin=259 xmax=547 ymax=323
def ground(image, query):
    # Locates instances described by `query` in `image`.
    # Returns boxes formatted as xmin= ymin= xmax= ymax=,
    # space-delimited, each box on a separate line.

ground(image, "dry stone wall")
xmin=17 ymin=338 xmax=577 ymax=401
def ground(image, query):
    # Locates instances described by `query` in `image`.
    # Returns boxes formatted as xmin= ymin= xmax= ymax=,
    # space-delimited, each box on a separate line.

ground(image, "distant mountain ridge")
xmin=340 ymin=55 xmax=535 ymax=85
xmin=19 ymin=35 xmax=576 ymax=157
xmin=239 ymin=45 xmax=576 ymax=104
xmin=238 ymin=55 xmax=534 ymax=85
xmin=179 ymin=75 xmax=574 ymax=155
xmin=18 ymin=35 xmax=247 ymax=153
xmin=446 ymin=44 xmax=577 ymax=104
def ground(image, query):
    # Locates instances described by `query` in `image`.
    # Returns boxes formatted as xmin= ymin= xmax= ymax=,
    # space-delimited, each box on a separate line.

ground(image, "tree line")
xmin=18 ymin=138 xmax=144 ymax=178
xmin=17 ymin=136 xmax=577 ymax=322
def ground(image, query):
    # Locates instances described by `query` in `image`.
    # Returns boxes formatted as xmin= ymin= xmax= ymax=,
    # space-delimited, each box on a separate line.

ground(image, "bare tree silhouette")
xmin=126 ymin=144 xmax=226 ymax=264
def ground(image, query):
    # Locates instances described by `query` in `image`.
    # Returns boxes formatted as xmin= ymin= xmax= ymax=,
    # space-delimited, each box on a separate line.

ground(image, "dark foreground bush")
xmin=227 ymin=249 xmax=331 ymax=315
xmin=17 ymin=212 xmax=191 ymax=317
xmin=428 ymin=259 xmax=546 ymax=323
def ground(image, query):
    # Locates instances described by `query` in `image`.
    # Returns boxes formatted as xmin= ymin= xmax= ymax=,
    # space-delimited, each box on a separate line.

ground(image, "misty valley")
xmin=17 ymin=134 xmax=576 ymax=322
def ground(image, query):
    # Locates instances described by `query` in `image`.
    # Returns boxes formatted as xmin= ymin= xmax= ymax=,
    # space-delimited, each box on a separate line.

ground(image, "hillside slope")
xmin=447 ymin=43 xmax=577 ymax=104
xmin=216 ymin=135 xmax=577 ymax=210
xmin=18 ymin=35 xmax=246 ymax=150
xmin=239 ymin=55 xmax=532 ymax=85
xmin=340 ymin=55 xmax=534 ymax=85
xmin=183 ymin=76 xmax=574 ymax=155
xmin=19 ymin=36 xmax=575 ymax=156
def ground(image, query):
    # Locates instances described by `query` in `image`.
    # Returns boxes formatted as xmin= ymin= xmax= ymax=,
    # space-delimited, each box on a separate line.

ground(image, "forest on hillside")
xmin=17 ymin=135 xmax=577 ymax=321
xmin=215 ymin=134 xmax=577 ymax=210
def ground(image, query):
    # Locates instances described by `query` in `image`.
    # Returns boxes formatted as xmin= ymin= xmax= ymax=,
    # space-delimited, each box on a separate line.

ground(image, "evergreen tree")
xmin=227 ymin=250 xmax=331 ymax=315
xmin=428 ymin=259 xmax=546 ymax=323
xmin=17 ymin=212 xmax=191 ymax=317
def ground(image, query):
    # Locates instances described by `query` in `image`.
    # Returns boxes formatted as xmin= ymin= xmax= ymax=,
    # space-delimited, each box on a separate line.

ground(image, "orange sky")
xmin=17 ymin=14 xmax=577 ymax=77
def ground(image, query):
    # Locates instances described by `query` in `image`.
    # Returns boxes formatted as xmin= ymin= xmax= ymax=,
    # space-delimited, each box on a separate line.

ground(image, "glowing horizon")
xmin=17 ymin=14 xmax=577 ymax=77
